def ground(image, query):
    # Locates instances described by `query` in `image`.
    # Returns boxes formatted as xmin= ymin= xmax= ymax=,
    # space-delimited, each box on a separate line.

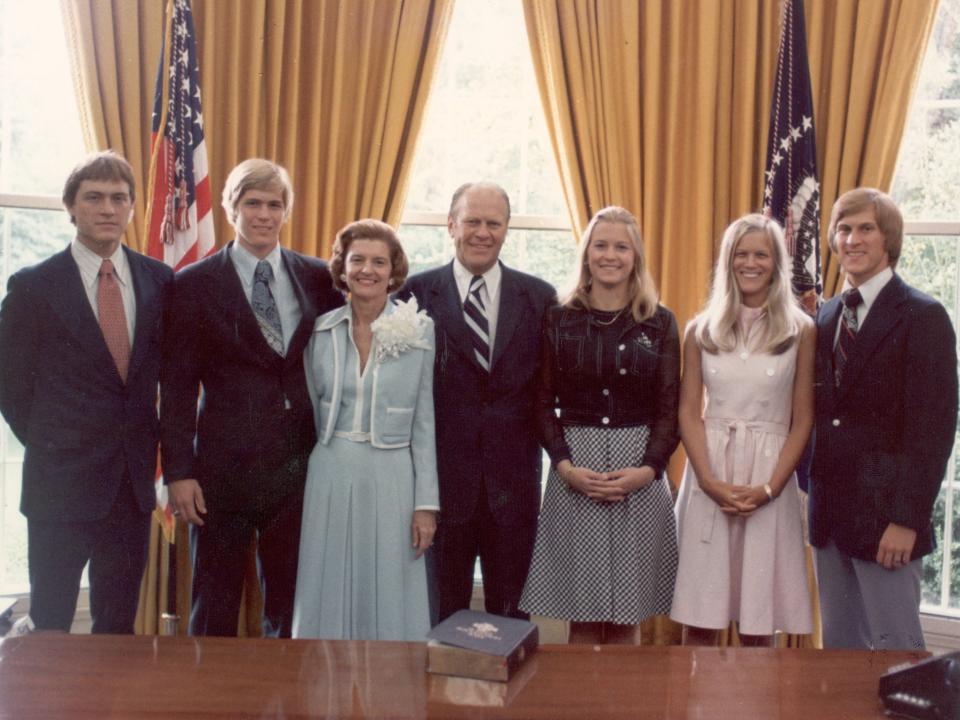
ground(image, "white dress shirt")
xmin=71 ymin=238 xmax=136 ymax=346
xmin=834 ymin=266 xmax=894 ymax=346
xmin=230 ymin=240 xmax=302 ymax=354
xmin=453 ymin=258 xmax=501 ymax=355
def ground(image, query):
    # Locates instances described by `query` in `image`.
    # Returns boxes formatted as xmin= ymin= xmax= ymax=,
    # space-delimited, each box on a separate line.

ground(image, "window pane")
xmin=891 ymin=0 xmax=960 ymax=219
xmin=924 ymin=487 xmax=946 ymax=606
xmin=1 ymin=207 xmax=74 ymax=273
xmin=498 ymin=228 xmax=576 ymax=291
xmin=0 ymin=0 xmax=84 ymax=195
xmin=0 ymin=208 xmax=73 ymax=594
xmin=399 ymin=223 xmax=575 ymax=290
xmin=952 ymin=487 xmax=960 ymax=611
xmin=403 ymin=0 xmax=567 ymax=218
xmin=897 ymin=234 xmax=959 ymax=320
xmin=400 ymin=225 xmax=452 ymax=277
xmin=899 ymin=234 xmax=960 ymax=613
xmin=0 ymin=460 xmax=25 ymax=593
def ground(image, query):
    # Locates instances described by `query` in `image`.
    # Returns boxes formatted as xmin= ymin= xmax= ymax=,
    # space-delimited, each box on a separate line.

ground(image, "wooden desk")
xmin=0 ymin=635 xmax=925 ymax=719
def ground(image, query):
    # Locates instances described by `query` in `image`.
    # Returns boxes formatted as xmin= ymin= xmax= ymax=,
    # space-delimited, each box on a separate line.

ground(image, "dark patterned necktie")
xmin=464 ymin=274 xmax=490 ymax=371
xmin=253 ymin=260 xmax=284 ymax=356
xmin=97 ymin=259 xmax=131 ymax=382
xmin=834 ymin=287 xmax=862 ymax=386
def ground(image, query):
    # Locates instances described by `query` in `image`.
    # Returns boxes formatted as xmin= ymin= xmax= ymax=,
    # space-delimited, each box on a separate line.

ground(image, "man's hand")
xmin=876 ymin=522 xmax=917 ymax=570
xmin=168 ymin=478 xmax=207 ymax=526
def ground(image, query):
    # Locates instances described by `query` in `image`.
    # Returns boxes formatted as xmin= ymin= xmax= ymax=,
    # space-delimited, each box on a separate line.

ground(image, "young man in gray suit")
xmin=400 ymin=182 xmax=556 ymax=621
xmin=810 ymin=188 xmax=957 ymax=649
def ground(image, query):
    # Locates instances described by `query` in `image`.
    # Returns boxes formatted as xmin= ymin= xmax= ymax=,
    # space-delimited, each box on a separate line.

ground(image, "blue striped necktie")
xmin=834 ymin=287 xmax=862 ymax=386
xmin=464 ymin=274 xmax=490 ymax=371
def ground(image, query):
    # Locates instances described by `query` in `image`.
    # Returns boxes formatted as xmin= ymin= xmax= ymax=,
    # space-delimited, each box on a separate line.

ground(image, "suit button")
xmin=618 ymin=344 xmax=626 ymax=351
xmin=619 ymin=368 xmax=627 ymax=375
xmin=832 ymin=418 xmax=840 ymax=427
xmin=602 ymin=417 xmax=610 ymax=425
xmin=602 ymin=388 xmax=610 ymax=396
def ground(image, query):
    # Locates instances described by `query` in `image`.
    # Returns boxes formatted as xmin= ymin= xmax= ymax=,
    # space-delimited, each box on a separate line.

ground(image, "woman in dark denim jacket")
xmin=519 ymin=206 xmax=681 ymax=644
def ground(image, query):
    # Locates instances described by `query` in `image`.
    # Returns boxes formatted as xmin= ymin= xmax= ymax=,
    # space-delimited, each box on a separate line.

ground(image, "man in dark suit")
xmin=810 ymin=187 xmax=957 ymax=649
xmin=161 ymin=158 xmax=342 ymax=637
xmin=0 ymin=151 xmax=172 ymax=633
xmin=400 ymin=182 xmax=556 ymax=621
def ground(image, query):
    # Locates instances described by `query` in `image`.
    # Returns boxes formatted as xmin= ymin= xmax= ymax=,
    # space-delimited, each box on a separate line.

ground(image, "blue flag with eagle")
xmin=762 ymin=0 xmax=821 ymax=314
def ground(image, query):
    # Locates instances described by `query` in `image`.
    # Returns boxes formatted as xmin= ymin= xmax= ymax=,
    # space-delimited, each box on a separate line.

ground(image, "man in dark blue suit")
xmin=400 ymin=182 xmax=556 ymax=621
xmin=161 ymin=159 xmax=342 ymax=637
xmin=0 ymin=151 xmax=172 ymax=633
xmin=810 ymin=188 xmax=957 ymax=649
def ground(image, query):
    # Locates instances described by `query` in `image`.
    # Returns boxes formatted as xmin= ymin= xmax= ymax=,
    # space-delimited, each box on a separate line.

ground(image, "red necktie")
xmin=98 ymin=259 xmax=131 ymax=383
xmin=833 ymin=287 xmax=862 ymax=386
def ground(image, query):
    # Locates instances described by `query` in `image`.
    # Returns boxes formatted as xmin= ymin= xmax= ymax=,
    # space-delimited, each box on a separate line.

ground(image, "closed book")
xmin=428 ymin=655 xmax=538 ymax=707
xmin=426 ymin=610 xmax=539 ymax=682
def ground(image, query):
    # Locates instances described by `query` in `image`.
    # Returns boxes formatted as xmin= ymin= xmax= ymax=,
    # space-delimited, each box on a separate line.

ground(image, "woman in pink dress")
xmin=670 ymin=214 xmax=815 ymax=645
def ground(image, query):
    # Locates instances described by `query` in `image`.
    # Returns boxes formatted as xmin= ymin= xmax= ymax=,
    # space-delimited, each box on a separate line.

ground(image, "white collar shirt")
xmin=453 ymin=258 xmax=502 ymax=355
xmin=834 ymin=266 xmax=894 ymax=345
xmin=71 ymin=238 xmax=136 ymax=346
xmin=230 ymin=240 xmax=302 ymax=354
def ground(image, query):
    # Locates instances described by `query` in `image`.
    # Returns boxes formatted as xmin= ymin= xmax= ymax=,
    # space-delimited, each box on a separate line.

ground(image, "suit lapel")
xmin=211 ymin=242 xmax=281 ymax=367
xmin=125 ymin=247 xmax=160 ymax=381
xmin=490 ymin=265 xmax=527 ymax=371
xmin=40 ymin=247 xmax=119 ymax=382
xmin=838 ymin=275 xmax=908 ymax=395
xmin=816 ymin=297 xmax=842 ymax=408
xmin=281 ymin=248 xmax=317 ymax=365
xmin=429 ymin=263 xmax=487 ymax=372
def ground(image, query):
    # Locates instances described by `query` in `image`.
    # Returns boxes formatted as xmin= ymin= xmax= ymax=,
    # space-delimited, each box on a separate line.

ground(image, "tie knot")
xmin=842 ymin=288 xmax=862 ymax=309
xmin=255 ymin=260 xmax=274 ymax=283
xmin=469 ymin=274 xmax=485 ymax=291
xmin=99 ymin=259 xmax=115 ymax=278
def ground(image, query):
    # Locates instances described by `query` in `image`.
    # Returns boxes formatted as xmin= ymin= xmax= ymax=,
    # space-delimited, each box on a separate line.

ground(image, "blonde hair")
xmin=695 ymin=213 xmax=809 ymax=354
xmin=221 ymin=158 xmax=294 ymax=226
xmin=564 ymin=206 xmax=658 ymax=322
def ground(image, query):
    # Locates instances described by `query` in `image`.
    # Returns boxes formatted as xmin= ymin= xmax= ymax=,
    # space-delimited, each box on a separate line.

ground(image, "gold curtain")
xmin=524 ymin=0 xmax=937 ymax=647
xmin=61 ymin=0 xmax=453 ymax=635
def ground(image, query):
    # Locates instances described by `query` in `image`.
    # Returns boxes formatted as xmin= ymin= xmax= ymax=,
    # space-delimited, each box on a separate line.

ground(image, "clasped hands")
xmin=557 ymin=460 xmax=656 ymax=501
xmin=701 ymin=478 xmax=770 ymax=517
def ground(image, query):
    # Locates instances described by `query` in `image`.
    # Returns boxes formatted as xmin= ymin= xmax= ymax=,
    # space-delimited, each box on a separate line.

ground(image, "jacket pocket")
xmin=381 ymin=406 xmax=414 ymax=442
xmin=557 ymin=334 xmax=585 ymax=372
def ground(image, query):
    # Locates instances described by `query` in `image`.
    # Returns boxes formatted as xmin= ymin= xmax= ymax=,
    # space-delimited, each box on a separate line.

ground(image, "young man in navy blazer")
xmin=161 ymin=159 xmax=342 ymax=637
xmin=400 ymin=182 xmax=556 ymax=621
xmin=0 ymin=151 xmax=172 ymax=633
xmin=810 ymin=188 xmax=957 ymax=649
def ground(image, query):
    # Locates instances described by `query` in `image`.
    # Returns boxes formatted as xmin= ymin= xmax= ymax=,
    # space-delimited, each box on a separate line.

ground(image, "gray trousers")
xmin=815 ymin=540 xmax=925 ymax=650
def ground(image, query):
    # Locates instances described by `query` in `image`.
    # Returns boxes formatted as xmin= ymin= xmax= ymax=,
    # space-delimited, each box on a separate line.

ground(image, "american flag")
xmin=145 ymin=0 xmax=214 ymax=540
xmin=762 ymin=0 xmax=821 ymax=314
xmin=145 ymin=0 xmax=214 ymax=271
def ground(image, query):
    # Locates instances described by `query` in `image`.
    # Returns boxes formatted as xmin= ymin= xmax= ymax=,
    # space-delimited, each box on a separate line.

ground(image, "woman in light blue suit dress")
xmin=292 ymin=220 xmax=438 ymax=641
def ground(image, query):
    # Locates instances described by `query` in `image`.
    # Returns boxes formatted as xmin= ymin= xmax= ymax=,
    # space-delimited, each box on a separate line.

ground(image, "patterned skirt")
xmin=519 ymin=425 xmax=678 ymax=624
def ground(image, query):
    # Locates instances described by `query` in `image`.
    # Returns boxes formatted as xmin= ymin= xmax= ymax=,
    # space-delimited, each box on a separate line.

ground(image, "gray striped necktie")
xmin=464 ymin=274 xmax=490 ymax=371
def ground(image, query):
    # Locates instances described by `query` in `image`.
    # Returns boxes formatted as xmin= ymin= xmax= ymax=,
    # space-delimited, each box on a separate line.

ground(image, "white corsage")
xmin=371 ymin=297 xmax=431 ymax=363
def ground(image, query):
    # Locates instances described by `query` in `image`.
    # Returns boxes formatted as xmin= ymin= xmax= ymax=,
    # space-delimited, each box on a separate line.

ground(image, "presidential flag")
xmin=762 ymin=0 xmax=821 ymax=314
xmin=145 ymin=0 xmax=214 ymax=540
